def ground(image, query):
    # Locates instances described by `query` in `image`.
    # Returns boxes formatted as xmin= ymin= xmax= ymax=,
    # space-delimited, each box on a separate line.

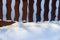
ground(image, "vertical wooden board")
xmin=28 ymin=0 xmax=34 ymax=22
xmin=44 ymin=0 xmax=49 ymax=21
xmin=0 ymin=0 xmax=3 ymax=20
xmin=58 ymin=1 xmax=60 ymax=20
xmin=51 ymin=0 xmax=57 ymax=21
xmin=6 ymin=0 xmax=12 ymax=20
xmin=36 ymin=0 xmax=41 ymax=22
xmin=14 ymin=0 xmax=20 ymax=21
xmin=22 ymin=0 xmax=27 ymax=22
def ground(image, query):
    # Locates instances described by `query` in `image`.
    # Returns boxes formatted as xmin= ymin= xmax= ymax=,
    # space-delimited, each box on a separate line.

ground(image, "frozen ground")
xmin=0 ymin=21 xmax=60 ymax=40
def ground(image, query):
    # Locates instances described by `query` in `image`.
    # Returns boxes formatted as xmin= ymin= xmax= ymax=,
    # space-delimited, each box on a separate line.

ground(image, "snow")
xmin=0 ymin=21 xmax=60 ymax=40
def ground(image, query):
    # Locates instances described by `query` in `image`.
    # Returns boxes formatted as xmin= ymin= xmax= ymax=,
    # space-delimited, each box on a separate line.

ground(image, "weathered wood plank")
xmin=0 ymin=21 xmax=15 ymax=27
xmin=51 ymin=0 xmax=57 ymax=21
xmin=28 ymin=0 xmax=34 ymax=22
xmin=22 ymin=0 xmax=27 ymax=22
xmin=14 ymin=0 xmax=20 ymax=21
xmin=6 ymin=0 xmax=12 ymax=20
xmin=36 ymin=0 xmax=41 ymax=22
xmin=44 ymin=0 xmax=49 ymax=21
xmin=0 ymin=0 xmax=3 ymax=20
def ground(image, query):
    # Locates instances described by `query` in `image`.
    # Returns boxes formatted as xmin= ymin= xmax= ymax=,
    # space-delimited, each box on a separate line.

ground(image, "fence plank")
xmin=44 ymin=0 xmax=49 ymax=21
xmin=6 ymin=0 xmax=12 ymax=20
xmin=14 ymin=0 xmax=20 ymax=21
xmin=58 ymin=0 xmax=60 ymax=20
xmin=51 ymin=0 xmax=57 ymax=21
xmin=0 ymin=0 xmax=60 ymax=27
xmin=0 ymin=0 xmax=3 ymax=20
xmin=36 ymin=0 xmax=41 ymax=22
xmin=0 ymin=21 xmax=15 ymax=27
xmin=29 ymin=0 xmax=34 ymax=22
xmin=22 ymin=0 xmax=27 ymax=22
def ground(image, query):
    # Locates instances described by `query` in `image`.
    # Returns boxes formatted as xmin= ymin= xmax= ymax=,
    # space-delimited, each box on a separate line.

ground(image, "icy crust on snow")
xmin=0 ymin=21 xmax=60 ymax=40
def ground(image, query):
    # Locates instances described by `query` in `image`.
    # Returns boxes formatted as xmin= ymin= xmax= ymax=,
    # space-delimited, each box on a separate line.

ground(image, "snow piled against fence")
xmin=0 ymin=21 xmax=60 ymax=40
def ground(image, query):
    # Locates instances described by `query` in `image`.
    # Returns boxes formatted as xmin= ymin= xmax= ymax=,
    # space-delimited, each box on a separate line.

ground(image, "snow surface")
xmin=0 ymin=21 xmax=60 ymax=40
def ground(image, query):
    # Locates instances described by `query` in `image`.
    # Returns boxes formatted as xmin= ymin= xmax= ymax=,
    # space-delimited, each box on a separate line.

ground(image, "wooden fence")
xmin=0 ymin=0 xmax=60 ymax=26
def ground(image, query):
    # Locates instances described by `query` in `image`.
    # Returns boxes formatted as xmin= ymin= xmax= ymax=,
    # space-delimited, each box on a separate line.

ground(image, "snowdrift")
xmin=0 ymin=21 xmax=60 ymax=40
